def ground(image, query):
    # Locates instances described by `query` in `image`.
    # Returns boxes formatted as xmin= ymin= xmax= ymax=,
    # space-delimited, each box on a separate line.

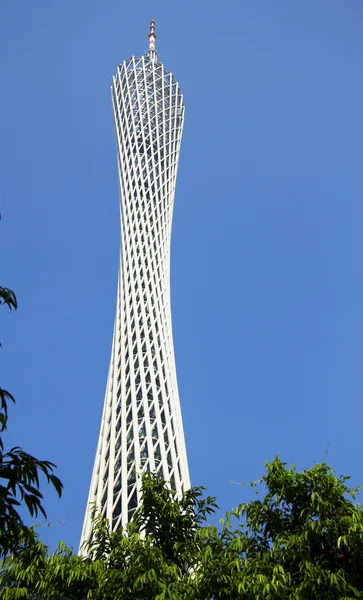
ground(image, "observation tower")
xmin=80 ymin=20 xmax=190 ymax=547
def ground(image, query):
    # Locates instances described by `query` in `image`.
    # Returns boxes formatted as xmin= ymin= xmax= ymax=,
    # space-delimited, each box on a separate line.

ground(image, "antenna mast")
xmin=147 ymin=19 xmax=157 ymax=61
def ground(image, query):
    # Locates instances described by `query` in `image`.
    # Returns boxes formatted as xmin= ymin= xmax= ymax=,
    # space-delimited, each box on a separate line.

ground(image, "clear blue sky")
xmin=1 ymin=0 xmax=362 ymax=551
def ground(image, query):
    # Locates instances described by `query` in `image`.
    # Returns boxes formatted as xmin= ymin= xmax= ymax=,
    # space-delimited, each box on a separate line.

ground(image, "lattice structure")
xmin=80 ymin=21 xmax=190 ymax=548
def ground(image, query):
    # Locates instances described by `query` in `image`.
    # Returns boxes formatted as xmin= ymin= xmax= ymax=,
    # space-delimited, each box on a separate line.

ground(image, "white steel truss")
xmin=80 ymin=26 xmax=190 ymax=548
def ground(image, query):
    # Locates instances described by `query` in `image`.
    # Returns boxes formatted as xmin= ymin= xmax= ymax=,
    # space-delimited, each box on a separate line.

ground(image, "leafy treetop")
xmin=1 ymin=458 xmax=363 ymax=599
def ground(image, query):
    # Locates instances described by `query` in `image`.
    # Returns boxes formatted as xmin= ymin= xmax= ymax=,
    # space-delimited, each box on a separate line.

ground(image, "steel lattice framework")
xmin=80 ymin=23 xmax=190 ymax=548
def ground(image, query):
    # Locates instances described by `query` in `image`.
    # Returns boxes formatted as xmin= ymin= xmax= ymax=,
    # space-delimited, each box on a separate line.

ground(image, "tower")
xmin=80 ymin=20 xmax=190 ymax=547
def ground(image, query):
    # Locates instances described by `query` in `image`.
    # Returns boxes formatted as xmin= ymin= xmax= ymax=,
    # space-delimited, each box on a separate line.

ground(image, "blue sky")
xmin=1 ymin=0 xmax=363 ymax=551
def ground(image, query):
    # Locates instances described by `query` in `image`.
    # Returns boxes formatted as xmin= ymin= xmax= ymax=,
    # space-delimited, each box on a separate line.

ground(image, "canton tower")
xmin=80 ymin=20 xmax=190 ymax=547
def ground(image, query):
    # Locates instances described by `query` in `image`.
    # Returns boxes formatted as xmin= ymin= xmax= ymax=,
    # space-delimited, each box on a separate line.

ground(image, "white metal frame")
xmin=80 ymin=47 xmax=190 ymax=548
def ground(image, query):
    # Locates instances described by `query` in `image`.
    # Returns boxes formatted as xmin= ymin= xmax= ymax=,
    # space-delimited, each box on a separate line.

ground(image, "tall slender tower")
xmin=80 ymin=21 xmax=190 ymax=547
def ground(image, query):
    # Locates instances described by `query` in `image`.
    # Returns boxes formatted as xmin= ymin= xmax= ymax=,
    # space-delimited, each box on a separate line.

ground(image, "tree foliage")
xmin=0 ymin=285 xmax=63 ymax=558
xmin=1 ymin=458 xmax=363 ymax=599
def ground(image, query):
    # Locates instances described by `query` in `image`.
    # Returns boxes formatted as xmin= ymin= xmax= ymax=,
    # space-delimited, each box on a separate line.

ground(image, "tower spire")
xmin=147 ymin=18 xmax=157 ymax=61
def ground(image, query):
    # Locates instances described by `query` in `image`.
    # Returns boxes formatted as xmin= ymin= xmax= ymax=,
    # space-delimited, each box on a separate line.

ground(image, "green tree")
xmin=231 ymin=457 xmax=363 ymax=599
xmin=0 ymin=285 xmax=63 ymax=558
xmin=1 ymin=458 xmax=363 ymax=599
xmin=0 ymin=473 xmax=216 ymax=599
